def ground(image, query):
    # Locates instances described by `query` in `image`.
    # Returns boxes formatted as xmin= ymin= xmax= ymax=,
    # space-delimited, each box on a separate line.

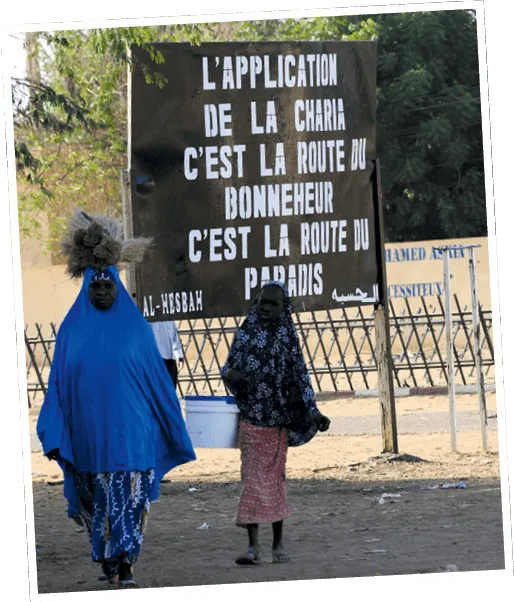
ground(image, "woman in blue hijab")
xmin=37 ymin=211 xmax=196 ymax=589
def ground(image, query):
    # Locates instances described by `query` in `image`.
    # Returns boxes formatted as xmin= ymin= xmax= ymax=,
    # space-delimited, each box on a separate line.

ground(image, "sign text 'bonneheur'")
xmin=130 ymin=42 xmax=379 ymax=320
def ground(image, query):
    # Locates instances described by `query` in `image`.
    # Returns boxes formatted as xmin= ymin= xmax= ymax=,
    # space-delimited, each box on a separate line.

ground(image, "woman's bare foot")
xmin=118 ymin=579 xmax=139 ymax=589
xmin=235 ymin=545 xmax=261 ymax=565
xmin=272 ymin=547 xmax=291 ymax=564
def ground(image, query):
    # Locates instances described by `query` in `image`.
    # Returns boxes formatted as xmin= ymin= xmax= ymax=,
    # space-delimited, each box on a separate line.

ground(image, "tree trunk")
xmin=25 ymin=32 xmax=40 ymax=83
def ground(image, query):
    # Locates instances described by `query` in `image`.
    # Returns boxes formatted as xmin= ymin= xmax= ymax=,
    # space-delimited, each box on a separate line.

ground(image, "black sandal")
xmin=101 ymin=560 xmax=119 ymax=584
xmin=235 ymin=551 xmax=261 ymax=565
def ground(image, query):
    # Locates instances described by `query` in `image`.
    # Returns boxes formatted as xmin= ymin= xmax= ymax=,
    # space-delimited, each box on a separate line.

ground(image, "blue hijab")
xmin=37 ymin=266 xmax=196 ymax=516
xmin=221 ymin=281 xmax=320 ymax=447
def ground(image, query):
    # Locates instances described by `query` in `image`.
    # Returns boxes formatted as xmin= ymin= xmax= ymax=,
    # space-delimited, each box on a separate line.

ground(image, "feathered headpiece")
xmin=60 ymin=208 xmax=153 ymax=279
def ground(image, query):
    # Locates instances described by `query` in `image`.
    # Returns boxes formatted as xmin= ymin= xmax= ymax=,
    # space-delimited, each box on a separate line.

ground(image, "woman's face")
xmin=257 ymin=285 xmax=285 ymax=323
xmin=89 ymin=279 xmax=117 ymax=310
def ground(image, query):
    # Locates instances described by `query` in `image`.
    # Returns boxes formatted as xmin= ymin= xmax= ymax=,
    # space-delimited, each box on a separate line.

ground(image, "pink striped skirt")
xmin=236 ymin=421 xmax=293 ymax=527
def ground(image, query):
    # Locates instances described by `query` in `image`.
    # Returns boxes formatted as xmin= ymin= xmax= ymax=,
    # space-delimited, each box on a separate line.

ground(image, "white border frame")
xmin=0 ymin=0 xmax=513 ymax=602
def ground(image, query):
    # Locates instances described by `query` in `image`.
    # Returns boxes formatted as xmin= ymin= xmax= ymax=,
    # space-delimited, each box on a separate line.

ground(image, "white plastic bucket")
xmin=184 ymin=395 xmax=240 ymax=449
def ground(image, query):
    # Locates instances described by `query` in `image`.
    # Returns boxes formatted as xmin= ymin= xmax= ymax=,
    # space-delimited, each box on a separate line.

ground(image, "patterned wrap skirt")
xmin=72 ymin=469 xmax=154 ymax=566
xmin=236 ymin=421 xmax=293 ymax=526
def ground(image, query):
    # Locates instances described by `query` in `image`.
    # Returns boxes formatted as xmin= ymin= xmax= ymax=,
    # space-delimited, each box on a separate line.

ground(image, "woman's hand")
xmin=316 ymin=412 xmax=331 ymax=432
xmin=225 ymin=369 xmax=250 ymax=388
xmin=46 ymin=449 xmax=59 ymax=462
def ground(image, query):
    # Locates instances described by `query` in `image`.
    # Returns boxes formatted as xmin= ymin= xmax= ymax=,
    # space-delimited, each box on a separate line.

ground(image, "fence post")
xmin=120 ymin=169 xmax=136 ymax=298
xmin=468 ymin=245 xmax=488 ymax=451
xmin=374 ymin=307 xmax=398 ymax=452
xmin=372 ymin=159 xmax=398 ymax=454
xmin=442 ymin=248 xmax=458 ymax=452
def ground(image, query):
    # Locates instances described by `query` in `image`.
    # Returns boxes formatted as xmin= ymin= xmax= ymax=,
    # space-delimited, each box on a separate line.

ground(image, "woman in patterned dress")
xmin=37 ymin=212 xmax=196 ymax=589
xmin=221 ymin=281 xmax=331 ymax=565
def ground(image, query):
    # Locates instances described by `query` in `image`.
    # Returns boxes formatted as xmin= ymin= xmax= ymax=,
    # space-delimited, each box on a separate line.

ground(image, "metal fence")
xmin=25 ymin=294 xmax=495 ymax=406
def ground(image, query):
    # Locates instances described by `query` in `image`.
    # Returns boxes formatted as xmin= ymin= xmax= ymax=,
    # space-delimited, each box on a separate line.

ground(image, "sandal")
xmin=100 ymin=560 xmax=119 ymax=584
xmin=235 ymin=551 xmax=261 ymax=565
xmin=272 ymin=551 xmax=291 ymax=564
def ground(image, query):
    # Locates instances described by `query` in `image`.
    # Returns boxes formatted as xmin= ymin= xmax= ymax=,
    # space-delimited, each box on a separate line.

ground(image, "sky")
xmin=7 ymin=32 xmax=26 ymax=79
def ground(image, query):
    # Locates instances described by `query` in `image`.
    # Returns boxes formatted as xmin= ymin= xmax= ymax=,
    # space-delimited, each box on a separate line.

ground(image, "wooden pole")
xmin=468 ymin=246 xmax=488 ymax=451
xmin=25 ymin=32 xmax=41 ymax=83
xmin=374 ymin=307 xmax=398 ymax=453
xmin=372 ymin=160 xmax=398 ymax=454
xmin=442 ymin=248 xmax=458 ymax=452
xmin=123 ymin=46 xmax=136 ymax=300
xmin=120 ymin=169 xmax=136 ymax=298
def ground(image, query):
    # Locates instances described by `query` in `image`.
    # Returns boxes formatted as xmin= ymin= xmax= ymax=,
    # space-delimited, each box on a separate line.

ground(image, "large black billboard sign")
xmin=130 ymin=42 xmax=379 ymax=320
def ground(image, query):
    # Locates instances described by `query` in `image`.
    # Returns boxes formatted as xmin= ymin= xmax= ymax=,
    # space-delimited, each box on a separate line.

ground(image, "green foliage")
xmin=234 ymin=16 xmax=378 ymax=42
xmin=13 ymin=26 xmax=168 ymax=250
xmin=372 ymin=10 xmax=484 ymax=241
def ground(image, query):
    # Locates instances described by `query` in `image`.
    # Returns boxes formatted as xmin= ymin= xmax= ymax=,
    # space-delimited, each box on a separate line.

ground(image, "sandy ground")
xmin=30 ymin=392 xmax=505 ymax=593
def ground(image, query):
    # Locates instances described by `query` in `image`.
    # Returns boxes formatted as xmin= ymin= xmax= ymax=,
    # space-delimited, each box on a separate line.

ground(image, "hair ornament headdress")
xmin=60 ymin=208 xmax=153 ymax=279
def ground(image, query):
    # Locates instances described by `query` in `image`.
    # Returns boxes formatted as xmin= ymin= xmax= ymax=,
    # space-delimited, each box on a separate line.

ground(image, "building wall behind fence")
xmin=19 ymin=234 xmax=491 ymax=328
xmin=385 ymin=236 xmax=491 ymax=312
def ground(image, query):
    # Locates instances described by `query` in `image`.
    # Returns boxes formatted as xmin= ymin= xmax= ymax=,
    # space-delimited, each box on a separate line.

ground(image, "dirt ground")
xmin=30 ymin=392 xmax=505 ymax=593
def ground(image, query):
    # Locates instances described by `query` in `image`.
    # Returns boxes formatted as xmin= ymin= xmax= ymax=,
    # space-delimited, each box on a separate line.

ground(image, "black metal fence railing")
xmin=25 ymin=294 xmax=495 ymax=406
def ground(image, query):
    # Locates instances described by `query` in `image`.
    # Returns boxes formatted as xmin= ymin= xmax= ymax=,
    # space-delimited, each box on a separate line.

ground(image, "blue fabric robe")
xmin=37 ymin=266 xmax=196 ymax=516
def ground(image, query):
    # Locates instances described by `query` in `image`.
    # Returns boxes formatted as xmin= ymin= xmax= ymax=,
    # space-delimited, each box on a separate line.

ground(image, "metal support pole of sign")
xmin=442 ymin=248 xmax=458 ymax=452
xmin=120 ymin=169 xmax=136 ymax=298
xmin=372 ymin=159 xmax=398 ymax=454
xmin=468 ymin=245 xmax=488 ymax=451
